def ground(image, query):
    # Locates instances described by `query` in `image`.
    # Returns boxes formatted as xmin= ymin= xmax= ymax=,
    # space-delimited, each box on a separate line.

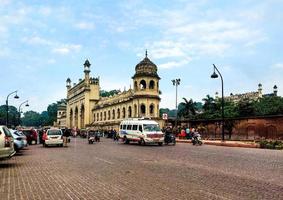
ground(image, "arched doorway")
xmin=128 ymin=106 xmax=132 ymax=118
xmin=140 ymin=104 xmax=146 ymax=116
xmin=74 ymin=107 xmax=78 ymax=128
xmin=69 ymin=109 xmax=73 ymax=128
xmin=80 ymin=105 xmax=85 ymax=128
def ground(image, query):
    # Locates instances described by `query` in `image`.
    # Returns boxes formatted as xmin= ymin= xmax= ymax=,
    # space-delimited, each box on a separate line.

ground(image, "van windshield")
xmin=143 ymin=124 xmax=161 ymax=132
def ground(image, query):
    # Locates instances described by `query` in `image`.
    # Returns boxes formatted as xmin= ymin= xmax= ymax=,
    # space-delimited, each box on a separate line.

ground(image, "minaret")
xmin=258 ymin=83 xmax=262 ymax=98
xmin=273 ymin=85 xmax=278 ymax=96
xmin=84 ymin=59 xmax=91 ymax=87
xmin=66 ymin=78 xmax=71 ymax=89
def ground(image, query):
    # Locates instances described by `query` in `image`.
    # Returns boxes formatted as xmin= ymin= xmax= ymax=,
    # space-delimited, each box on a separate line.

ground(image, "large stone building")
xmin=65 ymin=52 xmax=162 ymax=130
xmin=215 ymin=83 xmax=278 ymax=102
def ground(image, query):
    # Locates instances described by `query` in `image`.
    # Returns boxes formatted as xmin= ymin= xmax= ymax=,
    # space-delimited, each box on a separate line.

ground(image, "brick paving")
xmin=0 ymin=138 xmax=283 ymax=200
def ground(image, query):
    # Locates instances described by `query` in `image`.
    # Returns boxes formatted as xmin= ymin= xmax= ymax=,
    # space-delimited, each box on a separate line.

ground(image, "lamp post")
xmin=172 ymin=78 xmax=181 ymax=128
xmin=211 ymin=64 xmax=225 ymax=141
xmin=18 ymin=100 xmax=29 ymax=126
xmin=6 ymin=90 xmax=19 ymax=127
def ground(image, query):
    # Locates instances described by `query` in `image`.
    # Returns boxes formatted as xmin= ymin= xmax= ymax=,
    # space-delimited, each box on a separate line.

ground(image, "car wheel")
xmin=158 ymin=142 xmax=163 ymax=146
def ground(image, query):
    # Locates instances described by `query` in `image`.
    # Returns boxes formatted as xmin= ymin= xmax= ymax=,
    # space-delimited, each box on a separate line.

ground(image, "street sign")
xmin=162 ymin=113 xmax=168 ymax=120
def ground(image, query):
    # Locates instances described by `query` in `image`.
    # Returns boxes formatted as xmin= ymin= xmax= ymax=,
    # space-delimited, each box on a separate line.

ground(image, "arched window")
xmin=112 ymin=109 xmax=115 ymax=119
xmin=108 ymin=110 xmax=111 ymax=120
xmin=141 ymin=104 xmax=146 ymax=115
xmin=104 ymin=111 xmax=106 ymax=120
xmin=117 ymin=108 xmax=120 ymax=119
xmin=150 ymin=104 xmax=154 ymax=114
xmin=149 ymin=80 xmax=155 ymax=89
xmin=97 ymin=113 xmax=99 ymax=121
xmin=93 ymin=113 xmax=96 ymax=122
xmin=122 ymin=107 xmax=126 ymax=118
xmin=128 ymin=106 xmax=132 ymax=118
xmin=100 ymin=112 xmax=102 ymax=121
xmin=140 ymin=80 xmax=146 ymax=89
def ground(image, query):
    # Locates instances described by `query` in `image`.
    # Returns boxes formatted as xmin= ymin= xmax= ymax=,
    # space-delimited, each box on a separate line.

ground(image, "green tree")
xmin=22 ymin=111 xmax=42 ymax=127
xmin=178 ymin=98 xmax=197 ymax=118
xmin=237 ymin=98 xmax=255 ymax=117
xmin=47 ymin=103 xmax=58 ymax=125
xmin=0 ymin=105 xmax=20 ymax=127
xmin=254 ymin=96 xmax=283 ymax=115
xmin=100 ymin=89 xmax=121 ymax=97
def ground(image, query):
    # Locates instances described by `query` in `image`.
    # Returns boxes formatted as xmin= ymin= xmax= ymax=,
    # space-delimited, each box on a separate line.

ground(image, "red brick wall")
xmin=187 ymin=116 xmax=283 ymax=140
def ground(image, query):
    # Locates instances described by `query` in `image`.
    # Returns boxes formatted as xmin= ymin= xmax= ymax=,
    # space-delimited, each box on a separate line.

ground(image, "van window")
xmin=127 ymin=125 xmax=132 ymax=130
xmin=122 ymin=125 xmax=127 ymax=130
xmin=138 ymin=125 xmax=143 ymax=132
xmin=143 ymin=124 xmax=161 ymax=132
xmin=132 ymin=125 xmax=138 ymax=130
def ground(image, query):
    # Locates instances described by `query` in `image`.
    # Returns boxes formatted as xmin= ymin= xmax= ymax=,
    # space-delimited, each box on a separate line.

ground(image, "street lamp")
xmin=172 ymin=78 xmax=181 ymax=128
xmin=6 ymin=90 xmax=20 ymax=127
xmin=18 ymin=100 xmax=29 ymax=126
xmin=211 ymin=64 xmax=225 ymax=141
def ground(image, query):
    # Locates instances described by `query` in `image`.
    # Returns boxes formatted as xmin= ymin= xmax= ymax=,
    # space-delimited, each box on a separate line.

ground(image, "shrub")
xmin=259 ymin=140 xmax=283 ymax=150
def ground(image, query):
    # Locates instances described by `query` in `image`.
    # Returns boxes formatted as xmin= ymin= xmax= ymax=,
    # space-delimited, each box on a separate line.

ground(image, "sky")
xmin=0 ymin=0 xmax=283 ymax=113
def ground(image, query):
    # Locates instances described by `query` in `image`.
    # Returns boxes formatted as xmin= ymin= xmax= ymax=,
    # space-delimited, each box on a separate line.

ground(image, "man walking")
xmin=63 ymin=128 xmax=71 ymax=147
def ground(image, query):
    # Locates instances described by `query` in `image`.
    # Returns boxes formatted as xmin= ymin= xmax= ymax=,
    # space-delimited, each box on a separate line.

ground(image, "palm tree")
xmin=202 ymin=95 xmax=216 ymax=112
xmin=178 ymin=98 xmax=196 ymax=118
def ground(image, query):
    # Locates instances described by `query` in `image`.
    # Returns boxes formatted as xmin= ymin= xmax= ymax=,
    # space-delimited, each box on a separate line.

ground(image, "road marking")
xmin=93 ymin=156 xmax=113 ymax=165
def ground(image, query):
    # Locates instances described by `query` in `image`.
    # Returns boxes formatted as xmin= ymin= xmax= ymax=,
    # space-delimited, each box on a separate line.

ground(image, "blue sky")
xmin=0 ymin=0 xmax=283 ymax=112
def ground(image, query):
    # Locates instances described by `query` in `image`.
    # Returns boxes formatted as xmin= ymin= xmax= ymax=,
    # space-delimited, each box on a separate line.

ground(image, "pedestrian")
xmin=63 ymin=128 xmax=71 ymax=147
xmin=185 ymin=127 xmax=191 ymax=139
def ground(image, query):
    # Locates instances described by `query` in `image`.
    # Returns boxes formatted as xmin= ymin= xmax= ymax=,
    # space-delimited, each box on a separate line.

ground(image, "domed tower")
xmin=132 ymin=51 xmax=161 ymax=118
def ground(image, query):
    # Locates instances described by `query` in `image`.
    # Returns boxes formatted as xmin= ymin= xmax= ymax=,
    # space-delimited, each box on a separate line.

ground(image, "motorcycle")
xmin=192 ymin=133 xmax=202 ymax=145
xmin=88 ymin=136 xmax=95 ymax=144
xmin=164 ymin=132 xmax=176 ymax=145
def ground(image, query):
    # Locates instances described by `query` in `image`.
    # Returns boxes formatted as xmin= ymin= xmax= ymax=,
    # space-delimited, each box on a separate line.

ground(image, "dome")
xmin=133 ymin=51 xmax=160 ymax=79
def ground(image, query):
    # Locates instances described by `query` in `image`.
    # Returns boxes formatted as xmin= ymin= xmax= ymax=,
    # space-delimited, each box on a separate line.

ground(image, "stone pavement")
xmin=1 ymin=138 xmax=283 ymax=200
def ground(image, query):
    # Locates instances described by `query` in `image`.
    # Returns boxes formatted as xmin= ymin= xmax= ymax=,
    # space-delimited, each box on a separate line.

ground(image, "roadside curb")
xmin=176 ymin=139 xmax=259 ymax=148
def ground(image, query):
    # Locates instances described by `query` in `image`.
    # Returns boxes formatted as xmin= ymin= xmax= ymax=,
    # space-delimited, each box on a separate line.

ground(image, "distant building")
xmin=56 ymin=99 xmax=67 ymax=128
xmin=65 ymin=51 xmax=162 ymax=130
xmin=215 ymin=83 xmax=278 ymax=102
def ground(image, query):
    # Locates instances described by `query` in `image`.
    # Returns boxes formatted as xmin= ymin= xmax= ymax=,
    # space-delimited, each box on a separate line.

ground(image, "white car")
xmin=0 ymin=125 xmax=15 ymax=159
xmin=44 ymin=129 xmax=63 ymax=147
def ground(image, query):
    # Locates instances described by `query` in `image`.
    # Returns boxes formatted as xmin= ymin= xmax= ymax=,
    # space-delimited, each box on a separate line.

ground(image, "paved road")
xmin=1 ymin=138 xmax=283 ymax=200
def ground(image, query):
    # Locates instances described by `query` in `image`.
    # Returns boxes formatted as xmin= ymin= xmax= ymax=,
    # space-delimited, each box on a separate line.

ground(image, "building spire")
xmin=145 ymin=49 xmax=148 ymax=58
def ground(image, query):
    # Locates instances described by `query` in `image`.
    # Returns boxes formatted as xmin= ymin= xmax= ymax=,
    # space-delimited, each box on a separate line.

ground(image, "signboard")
xmin=162 ymin=113 xmax=168 ymax=120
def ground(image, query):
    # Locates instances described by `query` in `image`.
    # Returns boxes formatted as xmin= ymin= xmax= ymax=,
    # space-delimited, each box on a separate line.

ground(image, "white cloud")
xmin=52 ymin=44 xmax=81 ymax=55
xmin=74 ymin=21 xmax=95 ymax=30
xmin=22 ymin=36 xmax=52 ymax=45
xmin=159 ymin=59 xmax=191 ymax=69
xmin=272 ymin=63 xmax=283 ymax=69
xmin=38 ymin=6 xmax=52 ymax=16
xmin=22 ymin=36 xmax=82 ymax=55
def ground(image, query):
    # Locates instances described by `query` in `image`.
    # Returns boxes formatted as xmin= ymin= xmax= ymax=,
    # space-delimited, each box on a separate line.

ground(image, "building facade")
xmin=66 ymin=52 xmax=162 ymax=130
xmin=56 ymin=100 xmax=67 ymax=128
xmin=215 ymin=83 xmax=278 ymax=102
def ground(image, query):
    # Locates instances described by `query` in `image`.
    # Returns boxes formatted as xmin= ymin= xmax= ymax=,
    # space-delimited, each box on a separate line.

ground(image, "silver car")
xmin=0 ymin=126 xmax=15 ymax=159
xmin=10 ymin=130 xmax=27 ymax=152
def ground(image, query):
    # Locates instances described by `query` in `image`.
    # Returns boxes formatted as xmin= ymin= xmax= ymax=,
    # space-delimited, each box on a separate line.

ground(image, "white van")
xmin=119 ymin=118 xmax=164 ymax=146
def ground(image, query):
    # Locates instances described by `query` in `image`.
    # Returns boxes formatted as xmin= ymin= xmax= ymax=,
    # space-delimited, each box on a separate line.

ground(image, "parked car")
xmin=43 ymin=128 xmax=63 ymax=147
xmin=22 ymin=129 xmax=38 ymax=145
xmin=0 ymin=125 xmax=15 ymax=159
xmin=10 ymin=130 xmax=27 ymax=151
